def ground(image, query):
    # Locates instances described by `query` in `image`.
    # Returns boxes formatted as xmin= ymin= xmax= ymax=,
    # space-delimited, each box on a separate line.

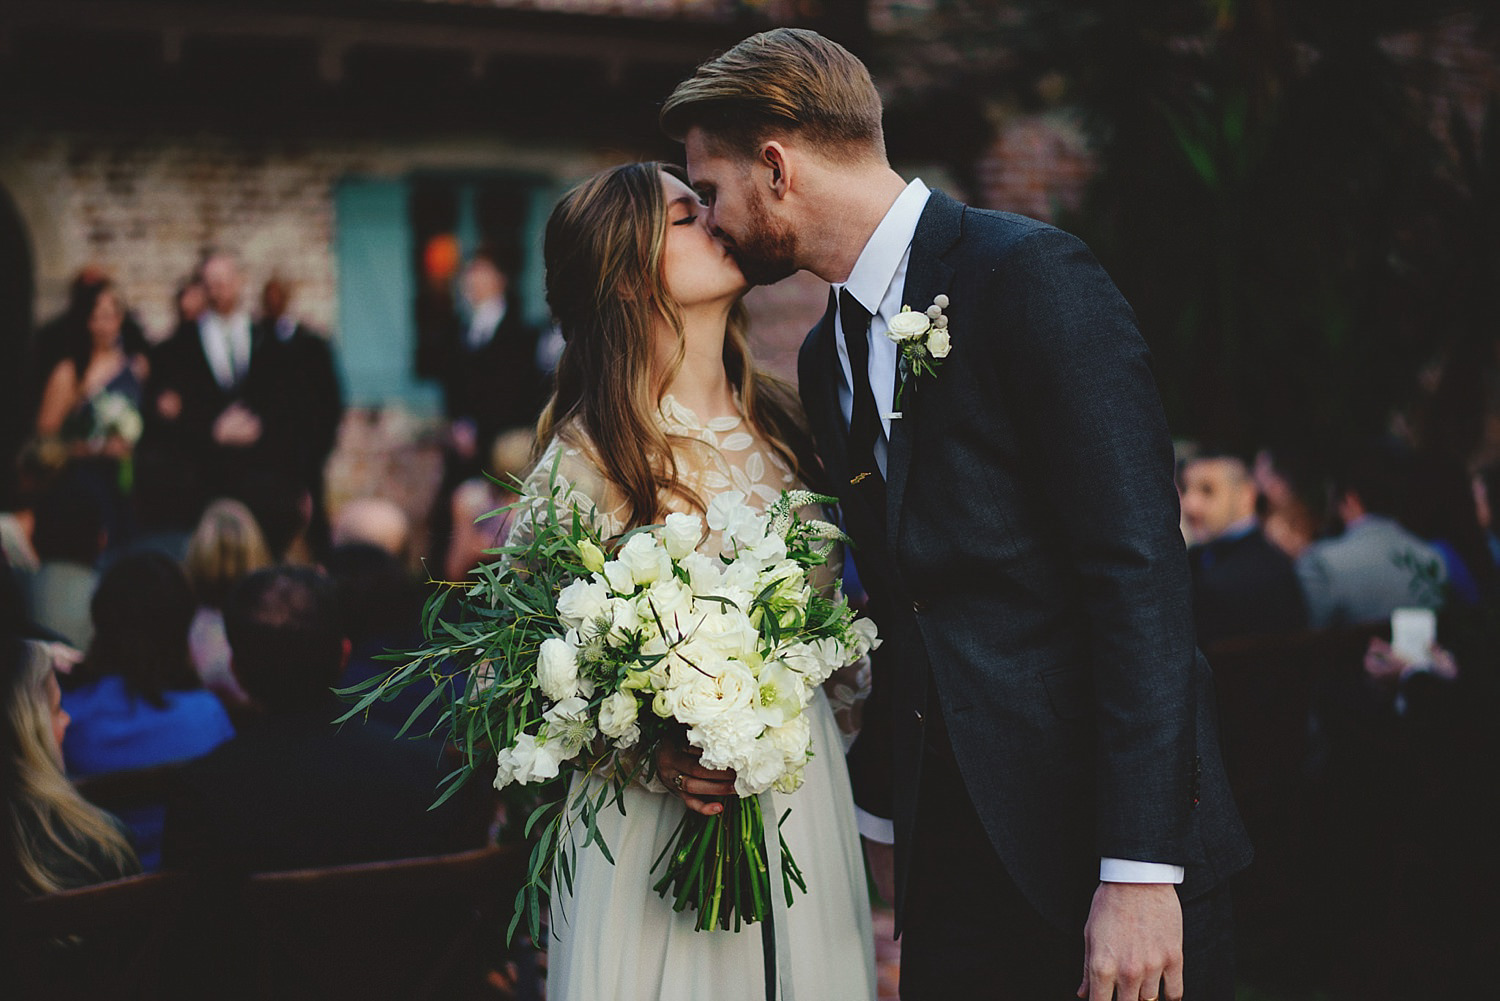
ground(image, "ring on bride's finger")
xmin=674 ymin=773 xmax=686 ymax=791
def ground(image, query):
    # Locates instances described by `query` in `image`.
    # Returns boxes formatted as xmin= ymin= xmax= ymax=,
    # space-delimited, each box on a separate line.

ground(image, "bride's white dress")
xmin=512 ymin=396 xmax=876 ymax=1001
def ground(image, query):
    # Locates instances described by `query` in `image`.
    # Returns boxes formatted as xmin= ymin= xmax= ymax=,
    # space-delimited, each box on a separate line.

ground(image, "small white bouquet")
xmin=88 ymin=391 xmax=144 ymax=447
xmin=339 ymin=470 xmax=879 ymax=940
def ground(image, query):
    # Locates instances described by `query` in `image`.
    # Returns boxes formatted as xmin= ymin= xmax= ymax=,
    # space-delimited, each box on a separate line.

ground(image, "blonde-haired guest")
xmin=184 ymin=499 xmax=272 ymax=710
xmin=3 ymin=638 xmax=140 ymax=897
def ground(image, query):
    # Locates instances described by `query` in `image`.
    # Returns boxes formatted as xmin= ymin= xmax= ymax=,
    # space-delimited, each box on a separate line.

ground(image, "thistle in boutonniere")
xmin=883 ymin=294 xmax=951 ymax=417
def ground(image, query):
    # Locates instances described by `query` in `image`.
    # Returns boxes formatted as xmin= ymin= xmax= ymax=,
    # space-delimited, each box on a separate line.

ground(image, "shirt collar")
xmin=837 ymin=178 xmax=931 ymax=316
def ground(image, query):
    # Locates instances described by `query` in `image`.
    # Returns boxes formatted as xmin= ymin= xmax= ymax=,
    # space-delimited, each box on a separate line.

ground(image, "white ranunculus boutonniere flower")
xmin=882 ymin=293 xmax=951 ymax=417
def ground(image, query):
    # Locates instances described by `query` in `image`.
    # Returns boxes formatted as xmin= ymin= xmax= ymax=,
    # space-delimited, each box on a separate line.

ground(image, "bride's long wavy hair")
xmin=536 ymin=161 xmax=820 ymax=531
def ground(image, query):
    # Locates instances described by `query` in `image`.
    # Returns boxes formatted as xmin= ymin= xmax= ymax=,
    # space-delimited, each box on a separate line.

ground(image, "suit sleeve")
xmin=993 ymin=227 xmax=1197 ymax=865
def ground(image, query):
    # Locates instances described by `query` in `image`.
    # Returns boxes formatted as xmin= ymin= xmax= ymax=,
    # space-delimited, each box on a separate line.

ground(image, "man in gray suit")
xmin=1298 ymin=442 xmax=1447 ymax=628
xmin=661 ymin=29 xmax=1251 ymax=1001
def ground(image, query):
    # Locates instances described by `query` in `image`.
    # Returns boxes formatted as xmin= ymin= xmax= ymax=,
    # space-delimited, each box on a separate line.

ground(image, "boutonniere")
xmin=881 ymin=294 xmax=951 ymax=419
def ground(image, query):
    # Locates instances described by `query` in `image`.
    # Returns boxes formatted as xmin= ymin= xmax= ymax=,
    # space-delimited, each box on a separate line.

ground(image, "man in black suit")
xmin=162 ymin=566 xmax=478 ymax=872
xmin=141 ymin=251 xmax=283 ymax=510
xmin=663 ymin=30 xmax=1251 ymax=1001
xmin=1180 ymin=452 xmax=1307 ymax=648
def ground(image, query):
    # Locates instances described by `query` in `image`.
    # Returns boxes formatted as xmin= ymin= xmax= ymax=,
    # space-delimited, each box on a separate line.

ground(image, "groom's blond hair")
xmin=661 ymin=28 xmax=885 ymax=163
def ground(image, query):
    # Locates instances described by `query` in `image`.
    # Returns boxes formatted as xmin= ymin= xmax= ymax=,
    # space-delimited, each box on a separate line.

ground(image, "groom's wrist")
xmin=1099 ymin=858 xmax=1185 ymax=883
xmin=855 ymin=806 xmax=895 ymax=845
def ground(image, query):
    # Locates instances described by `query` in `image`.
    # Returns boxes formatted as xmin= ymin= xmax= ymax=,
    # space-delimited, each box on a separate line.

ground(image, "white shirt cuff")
xmin=1099 ymin=858 xmax=1185 ymax=884
xmin=855 ymin=807 xmax=895 ymax=845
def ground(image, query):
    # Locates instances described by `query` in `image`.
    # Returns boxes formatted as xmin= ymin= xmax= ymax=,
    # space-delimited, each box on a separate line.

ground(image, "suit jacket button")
xmin=914 ymin=710 xmax=925 ymax=726
xmin=911 ymin=600 xmax=927 ymax=614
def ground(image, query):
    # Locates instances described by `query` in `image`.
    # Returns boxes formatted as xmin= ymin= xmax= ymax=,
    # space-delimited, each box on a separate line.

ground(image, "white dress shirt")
xmin=200 ymin=309 xmax=253 ymax=390
xmin=838 ymin=179 xmax=1183 ymax=886
xmin=465 ymin=297 xmax=506 ymax=351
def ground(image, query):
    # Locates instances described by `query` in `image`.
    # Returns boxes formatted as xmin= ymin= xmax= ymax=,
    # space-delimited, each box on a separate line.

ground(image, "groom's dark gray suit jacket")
xmin=797 ymin=191 xmax=1253 ymax=933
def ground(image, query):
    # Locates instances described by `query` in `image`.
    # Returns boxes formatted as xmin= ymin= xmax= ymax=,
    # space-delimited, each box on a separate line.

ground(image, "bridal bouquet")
xmin=338 ymin=470 xmax=878 ymax=940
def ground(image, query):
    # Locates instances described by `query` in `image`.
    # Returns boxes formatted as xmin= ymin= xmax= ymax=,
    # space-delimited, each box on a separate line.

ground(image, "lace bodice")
xmin=511 ymin=394 xmax=800 ymax=553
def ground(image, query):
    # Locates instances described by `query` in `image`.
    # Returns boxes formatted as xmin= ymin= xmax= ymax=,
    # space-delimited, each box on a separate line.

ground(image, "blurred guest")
xmin=164 ymin=566 xmax=480 ymax=872
xmin=258 ymin=277 xmax=344 ymax=551
xmin=34 ymin=280 xmax=149 ymax=546
xmin=25 ymin=473 xmax=106 ymax=650
xmin=2 ymin=637 xmax=140 ymax=897
xmin=1476 ymin=461 xmax=1500 ymax=570
xmin=331 ymin=497 xmax=411 ymax=562
xmin=236 ymin=468 xmax=315 ymax=565
xmin=173 ymin=276 xmax=207 ymax=331
xmin=443 ymin=426 xmax=533 ymax=581
xmin=142 ymin=251 xmax=303 ymax=510
xmin=1180 ymin=452 xmax=1306 ymax=646
xmin=61 ymin=552 xmax=234 ymax=870
xmin=1401 ymin=451 xmax=1495 ymax=605
xmin=1297 ymin=440 xmax=1447 ymax=628
xmin=184 ymin=499 xmax=272 ymax=711
xmin=325 ymin=543 xmax=443 ymax=736
xmin=1253 ymin=446 xmax=1326 ymax=560
xmin=29 ymin=267 xmax=148 ymax=415
xmin=427 ymin=252 xmax=545 ymax=560
xmin=0 ymin=441 xmax=52 ymax=583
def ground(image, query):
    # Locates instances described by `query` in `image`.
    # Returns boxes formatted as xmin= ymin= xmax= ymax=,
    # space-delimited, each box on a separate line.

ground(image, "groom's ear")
xmin=760 ymin=142 xmax=791 ymax=201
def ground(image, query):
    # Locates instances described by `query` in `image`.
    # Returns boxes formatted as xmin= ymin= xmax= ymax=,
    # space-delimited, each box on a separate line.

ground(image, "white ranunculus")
xmin=618 ymin=532 xmax=672 ymax=587
xmin=662 ymin=511 xmax=704 ymax=560
xmin=926 ymin=327 xmax=951 ymax=359
xmin=598 ymin=690 xmax=641 ymax=746
xmin=556 ymin=578 xmax=610 ymax=630
xmin=536 ymin=636 xmax=581 ymax=700
xmin=885 ymin=308 xmax=931 ymax=342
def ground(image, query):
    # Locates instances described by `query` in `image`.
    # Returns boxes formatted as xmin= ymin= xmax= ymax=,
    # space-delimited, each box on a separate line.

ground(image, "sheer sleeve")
xmin=503 ymin=434 xmax=627 ymax=549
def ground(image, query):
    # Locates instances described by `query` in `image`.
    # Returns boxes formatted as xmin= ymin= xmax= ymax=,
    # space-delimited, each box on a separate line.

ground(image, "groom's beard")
xmin=722 ymin=194 xmax=798 ymax=287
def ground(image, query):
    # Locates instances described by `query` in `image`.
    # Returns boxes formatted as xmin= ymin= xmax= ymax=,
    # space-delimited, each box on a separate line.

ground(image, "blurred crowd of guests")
xmin=2 ymin=249 xmax=551 ymax=920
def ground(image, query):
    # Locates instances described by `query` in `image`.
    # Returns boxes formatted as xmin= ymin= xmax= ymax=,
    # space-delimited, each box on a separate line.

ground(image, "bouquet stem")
xmin=650 ymin=797 xmax=803 ymax=932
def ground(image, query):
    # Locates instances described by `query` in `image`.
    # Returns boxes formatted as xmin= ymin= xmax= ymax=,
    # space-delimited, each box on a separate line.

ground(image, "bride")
xmin=510 ymin=162 xmax=876 ymax=1000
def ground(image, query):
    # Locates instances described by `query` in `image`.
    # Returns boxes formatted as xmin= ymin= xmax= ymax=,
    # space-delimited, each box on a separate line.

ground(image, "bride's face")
xmin=658 ymin=171 xmax=746 ymax=308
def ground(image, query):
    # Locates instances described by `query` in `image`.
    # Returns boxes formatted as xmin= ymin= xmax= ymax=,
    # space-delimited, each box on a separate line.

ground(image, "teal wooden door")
xmin=333 ymin=178 xmax=441 ymax=413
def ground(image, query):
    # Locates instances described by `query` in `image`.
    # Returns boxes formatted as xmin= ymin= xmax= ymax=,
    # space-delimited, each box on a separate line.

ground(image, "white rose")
xmin=598 ymin=691 xmax=641 ymax=746
xmin=678 ymin=551 xmax=723 ymax=593
xmin=601 ymin=558 xmax=635 ymax=595
xmin=638 ymin=577 xmax=694 ymax=624
xmin=618 ymin=532 xmax=672 ymax=587
xmin=661 ymin=511 xmax=704 ymax=560
xmin=536 ymin=636 xmax=580 ymax=700
xmin=690 ymin=606 xmax=761 ymax=660
xmin=673 ymin=660 xmax=757 ymax=726
xmin=885 ymin=308 xmax=931 ymax=343
xmin=604 ymin=597 xmax=642 ymax=647
xmin=926 ymin=327 xmax=951 ymax=359
xmin=556 ymin=578 xmax=610 ymax=630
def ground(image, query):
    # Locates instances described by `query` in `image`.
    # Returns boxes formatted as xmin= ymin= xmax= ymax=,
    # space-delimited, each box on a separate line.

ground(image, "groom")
xmin=661 ymin=29 xmax=1252 ymax=1001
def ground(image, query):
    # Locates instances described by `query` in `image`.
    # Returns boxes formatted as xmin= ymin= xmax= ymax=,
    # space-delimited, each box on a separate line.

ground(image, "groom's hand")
xmin=655 ymin=740 xmax=736 ymax=817
xmin=1077 ymin=882 xmax=1183 ymax=1001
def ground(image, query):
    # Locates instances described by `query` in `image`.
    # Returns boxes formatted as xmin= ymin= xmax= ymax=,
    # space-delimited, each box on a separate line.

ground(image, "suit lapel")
xmin=885 ymin=191 xmax=962 ymax=548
